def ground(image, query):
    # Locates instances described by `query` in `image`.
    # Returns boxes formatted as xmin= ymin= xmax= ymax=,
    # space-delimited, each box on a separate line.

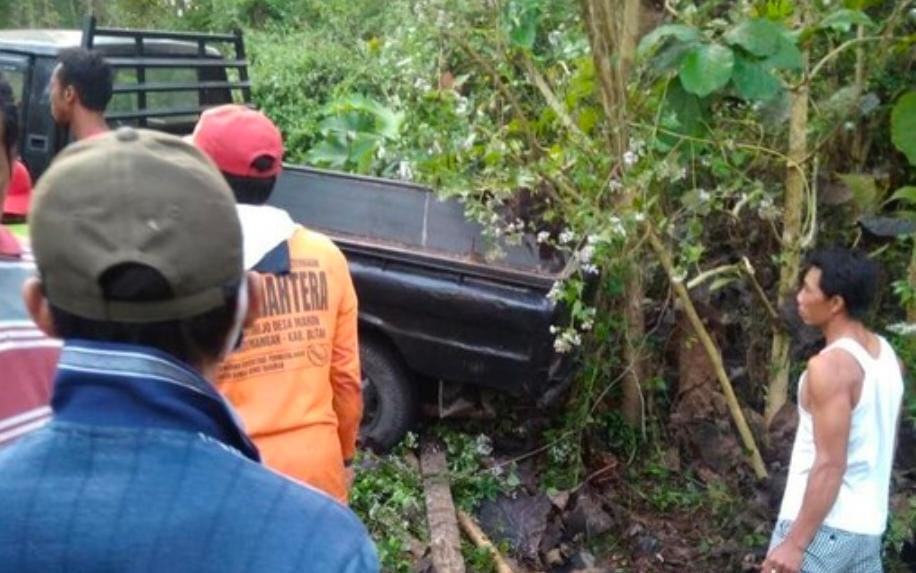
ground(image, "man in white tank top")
xmin=763 ymin=248 xmax=905 ymax=573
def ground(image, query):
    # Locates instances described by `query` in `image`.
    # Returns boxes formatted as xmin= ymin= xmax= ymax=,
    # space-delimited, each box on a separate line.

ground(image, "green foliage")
xmin=723 ymin=19 xmax=784 ymax=57
xmin=306 ymin=95 xmax=404 ymax=173
xmin=349 ymin=435 xmax=426 ymax=573
xmin=891 ymin=91 xmax=916 ymax=166
xmin=679 ymin=44 xmax=735 ymax=98
xmin=461 ymin=540 xmax=498 ymax=573
xmin=817 ymin=8 xmax=875 ymax=32
xmin=437 ymin=429 xmax=519 ymax=511
xmin=885 ymin=494 xmax=916 ymax=557
xmin=505 ymin=0 xmax=542 ymax=50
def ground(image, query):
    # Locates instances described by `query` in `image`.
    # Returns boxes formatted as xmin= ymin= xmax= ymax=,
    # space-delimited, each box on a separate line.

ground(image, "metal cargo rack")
xmin=81 ymin=16 xmax=251 ymax=126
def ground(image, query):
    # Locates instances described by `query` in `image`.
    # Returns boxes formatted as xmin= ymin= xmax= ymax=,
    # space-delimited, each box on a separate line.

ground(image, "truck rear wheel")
xmin=359 ymin=340 xmax=417 ymax=452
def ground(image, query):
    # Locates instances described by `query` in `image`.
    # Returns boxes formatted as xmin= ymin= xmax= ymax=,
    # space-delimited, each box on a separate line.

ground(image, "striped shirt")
xmin=0 ymin=226 xmax=59 ymax=447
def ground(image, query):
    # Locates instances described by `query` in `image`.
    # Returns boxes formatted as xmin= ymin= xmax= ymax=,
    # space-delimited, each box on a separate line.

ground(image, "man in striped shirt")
xmin=0 ymin=77 xmax=58 ymax=447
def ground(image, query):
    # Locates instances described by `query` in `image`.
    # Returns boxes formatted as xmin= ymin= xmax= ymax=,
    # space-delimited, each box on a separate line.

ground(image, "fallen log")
xmin=420 ymin=437 xmax=466 ymax=573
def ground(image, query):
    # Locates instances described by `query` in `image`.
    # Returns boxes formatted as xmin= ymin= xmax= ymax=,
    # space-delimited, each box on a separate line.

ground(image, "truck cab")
xmin=0 ymin=20 xmax=577 ymax=450
xmin=0 ymin=19 xmax=248 ymax=179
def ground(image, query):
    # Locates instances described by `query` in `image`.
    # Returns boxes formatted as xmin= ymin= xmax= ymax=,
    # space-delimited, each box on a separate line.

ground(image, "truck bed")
xmin=268 ymin=166 xmax=569 ymax=289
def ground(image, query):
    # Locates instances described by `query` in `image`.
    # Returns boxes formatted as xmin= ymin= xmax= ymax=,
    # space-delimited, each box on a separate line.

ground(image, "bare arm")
xmin=763 ymin=353 xmax=859 ymax=573
xmin=783 ymin=355 xmax=855 ymax=547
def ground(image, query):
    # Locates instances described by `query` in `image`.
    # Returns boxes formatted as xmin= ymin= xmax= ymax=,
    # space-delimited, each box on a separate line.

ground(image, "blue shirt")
xmin=0 ymin=340 xmax=378 ymax=573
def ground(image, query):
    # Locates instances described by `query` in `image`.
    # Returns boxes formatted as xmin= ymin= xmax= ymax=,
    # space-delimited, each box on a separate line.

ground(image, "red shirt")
xmin=0 ymin=227 xmax=59 ymax=447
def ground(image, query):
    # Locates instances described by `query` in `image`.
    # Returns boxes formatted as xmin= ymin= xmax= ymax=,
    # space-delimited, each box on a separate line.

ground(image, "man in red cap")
xmin=189 ymin=104 xmax=362 ymax=503
xmin=0 ymin=76 xmax=58 ymax=449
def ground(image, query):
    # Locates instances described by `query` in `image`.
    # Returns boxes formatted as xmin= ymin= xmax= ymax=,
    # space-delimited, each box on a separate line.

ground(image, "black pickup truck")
xmin=0 ymin=19 xmax=577 ymax=449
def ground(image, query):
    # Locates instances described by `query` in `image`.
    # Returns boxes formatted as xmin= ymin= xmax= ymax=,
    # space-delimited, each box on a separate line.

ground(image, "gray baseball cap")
xmin=30 ymin=127 xmax=243 ymax=323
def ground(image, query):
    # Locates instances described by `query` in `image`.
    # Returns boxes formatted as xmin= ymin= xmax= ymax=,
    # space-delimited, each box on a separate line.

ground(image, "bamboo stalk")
xmin=457 ymin=510 xmax=515 ymax=573
xmin=647 ymin=227 xmax=769 ymax=479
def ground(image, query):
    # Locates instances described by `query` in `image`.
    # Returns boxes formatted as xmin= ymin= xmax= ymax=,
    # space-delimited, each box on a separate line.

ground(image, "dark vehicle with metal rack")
xmin=0 ymin=19 xmax=577 ymax=450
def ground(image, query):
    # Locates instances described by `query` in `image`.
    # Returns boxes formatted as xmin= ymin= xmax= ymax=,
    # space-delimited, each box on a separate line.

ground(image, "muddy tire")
xmin=359 ymin=339 xmax=417 ymax=452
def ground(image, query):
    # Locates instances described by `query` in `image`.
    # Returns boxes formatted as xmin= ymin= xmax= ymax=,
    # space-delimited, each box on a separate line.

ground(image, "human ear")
xmin=22 ymin=278 xmax=59 ymax=338
xmin=243 ymin=271 xmax=264 ymax=328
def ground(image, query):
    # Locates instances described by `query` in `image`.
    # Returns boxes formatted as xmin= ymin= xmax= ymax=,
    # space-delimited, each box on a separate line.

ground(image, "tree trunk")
xmin=908 ymin=242 xmax=916 ymax=323
xmin=765 ymin=73 xmax=809 ymax=427
xmin=648 ymin=228 xmax=768 ymax=479
xmin=583 ymin=0 xmax=647 ymax=428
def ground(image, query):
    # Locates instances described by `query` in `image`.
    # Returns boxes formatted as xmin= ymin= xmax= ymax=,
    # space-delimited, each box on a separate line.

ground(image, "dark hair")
xmin=222 ymin=156 xmax=277 ymax=205
xmin=50 ymin=263 xmax=239 ymax=366
xmin=803 ymin=248 xmax=880 ymax=320
xmin=56 ymin=47 xmax=114 ymax=112
xmin=0 ymin=74 xmax=18 ymax=168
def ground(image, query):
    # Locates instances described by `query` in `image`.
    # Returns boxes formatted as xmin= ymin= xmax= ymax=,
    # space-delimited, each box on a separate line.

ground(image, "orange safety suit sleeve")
xmin=331 ymin=251 xmax=362 ymax=462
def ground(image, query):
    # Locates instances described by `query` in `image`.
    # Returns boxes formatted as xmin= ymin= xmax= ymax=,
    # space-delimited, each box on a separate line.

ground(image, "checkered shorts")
xmin=768 ymin=520 xmax=883 ymax=573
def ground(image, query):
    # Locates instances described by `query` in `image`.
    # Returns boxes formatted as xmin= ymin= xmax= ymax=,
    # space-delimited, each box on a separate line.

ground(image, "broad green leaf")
xmin=666 ymin=79 xmax=708 ymax=135
xmin=306 ymin=139 xmax=349 ymax=168
xmin=837 ymin=173 xmax=881 ymax=215
xmin=891 ymin=91 xmax=916 ymax=166
xmin=724 ymin=19 xmax=783 ymax=57
xmin=679 ymin=44 xmax=735 ymax=97
xmin=733 ymin=55 xmax=781 ymax=101
xmin=505 ymin=0 xmax=541 ymax=49
xmin=649 ymin=39 xmax=698 ymax=74
xmin=818 ymin=9 xmax=874 ymax=32
xmin=762 ymin=34 xmax=803 ymax=70
xmin=637 ymin=24 xmax=702 ymax=58
xmin=888 ymin=186 xmax=916 ymax=206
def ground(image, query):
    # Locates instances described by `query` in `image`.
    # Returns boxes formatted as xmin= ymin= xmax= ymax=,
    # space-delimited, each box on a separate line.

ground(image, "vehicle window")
xmin=0 ymin=63 xmax=26 ymax=107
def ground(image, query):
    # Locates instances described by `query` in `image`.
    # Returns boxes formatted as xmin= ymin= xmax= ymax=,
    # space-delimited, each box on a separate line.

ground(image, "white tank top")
xmin=778 ymin=336 xmax=904 ymax=535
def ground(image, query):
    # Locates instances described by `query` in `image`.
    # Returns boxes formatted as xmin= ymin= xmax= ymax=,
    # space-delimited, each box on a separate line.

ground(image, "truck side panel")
xmin=348 ymin=253 xmax=559 ymax=397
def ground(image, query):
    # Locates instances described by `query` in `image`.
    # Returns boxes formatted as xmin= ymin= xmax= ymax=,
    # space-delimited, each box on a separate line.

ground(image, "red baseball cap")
xmin=188 ymin=105 xmax=284 ymax=179
xmin=3 ymin=160 xmax=33 ymax=217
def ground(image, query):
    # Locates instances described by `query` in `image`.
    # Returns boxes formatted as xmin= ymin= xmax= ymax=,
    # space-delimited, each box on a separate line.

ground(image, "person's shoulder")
xmin=292 ymin=225 xmax=339 ymax=250
xmin=228 ymin=454 xmax=371 ymax=533
xmin=231 ymin=463 xmax=378 ymax=569
xmin=805 ymin=351 xmax=860 ymax=403
xmin=291 ymin=225 xmax=349 ymax=264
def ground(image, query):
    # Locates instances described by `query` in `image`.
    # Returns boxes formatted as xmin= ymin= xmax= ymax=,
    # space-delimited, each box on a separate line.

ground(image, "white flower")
xmin=553 ymin=328 xmax=583 ymax=354
xmin=559 ymin=229 xmax=577 ymax=245
xmin=475 ymin=434 xmax=493 ymax=456
xmin=537 ymin=231 xmax=551 ymax=243
xmin=581 ymin=263 xmax=599 ymax=275
xmin=697 ymin=189 xmax=711 ymax=202
xmin=549 ymin=325 xmax=559 ymax=334
xmin=608 ymin=178 xmax=623 ymax=192
xmin=587 ymin=234 xmax=601 ymax=246
xmin=397 ymin=161 xmax=414 ymax=181
xmin=581 ymin=317 xmax=594 ymax=331
xmin=547 ymin=282 xmax=562 ymax=303
xmin=623 ymin=151 xmax=638 ymax=167
xmin=609 ymin=216 xmax=626 ymax=237
xmin=886 ymin=322 xmax=916 ymax=336
xmin=577 ymin=245 xmax=595 ymax=264
xmin=633 ymin=212 xmax=646 ymax=223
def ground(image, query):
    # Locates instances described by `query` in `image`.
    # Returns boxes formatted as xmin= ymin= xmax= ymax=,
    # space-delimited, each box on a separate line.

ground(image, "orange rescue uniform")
xmin=217 ymin=226 xmax=361 ymax=503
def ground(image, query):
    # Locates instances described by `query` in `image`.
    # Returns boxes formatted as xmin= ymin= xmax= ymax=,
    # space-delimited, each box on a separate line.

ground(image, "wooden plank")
xmin=420 ymin=437 xmax=466 ymax=573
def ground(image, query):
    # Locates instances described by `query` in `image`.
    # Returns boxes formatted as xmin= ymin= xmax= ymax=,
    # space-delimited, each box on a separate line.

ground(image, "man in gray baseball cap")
xmin=0 ymin=127 xmax=378 ymax=573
